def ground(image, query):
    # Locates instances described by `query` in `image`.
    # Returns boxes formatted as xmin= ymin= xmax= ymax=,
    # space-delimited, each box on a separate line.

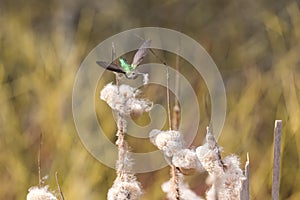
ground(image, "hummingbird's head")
xmin=126 ymin=71 xmax=138 ymax=79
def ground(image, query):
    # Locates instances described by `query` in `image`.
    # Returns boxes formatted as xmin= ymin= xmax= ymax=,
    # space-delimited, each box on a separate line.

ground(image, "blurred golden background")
xmin=1 ymin=0 xmax=300 ymax=199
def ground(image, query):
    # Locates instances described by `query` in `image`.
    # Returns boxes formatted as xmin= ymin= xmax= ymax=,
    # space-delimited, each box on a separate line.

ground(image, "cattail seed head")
xmin=26 ymin=186 xmax=57 ymax=200
xmin=107 ymin=175 xmax=143 ymax=200
xmin=149 ymin=129 xmax=184 ymax=157
xmin=100 ymin=83 xmax=152 ymax=116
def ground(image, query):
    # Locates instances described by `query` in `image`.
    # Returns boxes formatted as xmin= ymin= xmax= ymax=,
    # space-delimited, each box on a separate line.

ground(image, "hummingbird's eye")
xmin=129 ymin=72 xmax=138 ymax=79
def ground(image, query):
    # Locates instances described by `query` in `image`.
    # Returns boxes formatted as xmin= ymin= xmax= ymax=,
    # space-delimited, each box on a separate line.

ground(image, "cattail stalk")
xmin=240 ymin=153 xmax=250 ymax=200
xmin=272 ymin=120 xmax=282 ymax=200
xmin=55 ymin=172 xmax=65 ymax=200
xmin=170 ymin=53 xmax=181 ymax=200
xmin=170 ymin=165 xmax=181 ymax=200
xmin=116 ymin=113 xmax=128 ymax=178
xmin=101 ymin=83 xmax=152 ymax=200
xmin=38 ymin=133 xmax=42 ymax=188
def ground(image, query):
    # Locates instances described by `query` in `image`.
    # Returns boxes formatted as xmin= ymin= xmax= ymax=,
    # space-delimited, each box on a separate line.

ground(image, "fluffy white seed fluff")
xmin=172 ymin=149 xmax=203 ymax=170
xmin=100 ymin=83 xmax=152 ymax=116
xmin=196 ymin=135 xmax=245 ymax=200
xmin=205 ymin=184 xmax=217 ymax=200
xmin=204 ymin=156 xmax=245 ymax=200
xmin=196 ymin=144 xmax=224 ymax=177
xmin=216 ymin=155 xmax=245 ymax=200
xmin=161 ymin=174 xmax=204 ymax=200
xmin=149 ymin=129 xmax=184 ymax=157
xmin=26 ymin=186 xmax=57 ymax=200
xmin=107 ymin=174 xmax=143 ymax=200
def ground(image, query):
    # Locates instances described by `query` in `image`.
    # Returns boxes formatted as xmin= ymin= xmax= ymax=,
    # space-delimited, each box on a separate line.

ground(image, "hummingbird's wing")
xmin=131 ymin=39 xmax=151 ymax=69
xmin=96 ymin=61 xmax=126 ymax=74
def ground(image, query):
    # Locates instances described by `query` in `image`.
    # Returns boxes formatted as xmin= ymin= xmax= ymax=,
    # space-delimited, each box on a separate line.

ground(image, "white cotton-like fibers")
xmin=195 ymin=143 xmax=210 ymax=159
xmin=150 ymin=130 xmax=205 ymax=172
xmin=26 ymin=186 xmax=57 ymax=200
xmin=217 ymin=155 xmax=245 ymax=200
xmin=204 ymin=156 xmax=245 ymax=200
xmin=149 ymin=129 xmax=184 ymax=157
xmin=107 ymin=174 xmax=143 ymax=200
xmin=100 ymin=83 xmax=152 ymax=116
xmin=206 ymin=184 xmax=217 ymax=200
xmin=172 ymin=149 xmax=203 ymax=170
xmin=161 ymin=174 xmax=204 ymax=200
xmin=196 ymin=127 xmax=245 ymax=200
xmin=196 ymin=144 xmax=224 ymax=177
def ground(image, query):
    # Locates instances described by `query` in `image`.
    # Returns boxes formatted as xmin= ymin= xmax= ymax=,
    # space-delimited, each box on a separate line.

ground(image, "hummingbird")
xmin=96 ymin=39 xmax=151 ymax=79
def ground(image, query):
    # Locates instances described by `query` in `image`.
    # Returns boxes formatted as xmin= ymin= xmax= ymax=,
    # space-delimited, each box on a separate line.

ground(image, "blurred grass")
xmin=0 ymin=0 xmax=300 ymax=199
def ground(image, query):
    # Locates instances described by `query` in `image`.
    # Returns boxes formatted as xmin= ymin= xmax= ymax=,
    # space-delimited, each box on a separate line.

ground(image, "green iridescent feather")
xmin=119 ymin=58 xmax=134 ymax=73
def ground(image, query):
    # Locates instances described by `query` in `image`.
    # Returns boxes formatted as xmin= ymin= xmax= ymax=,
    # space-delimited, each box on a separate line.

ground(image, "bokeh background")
xmin=1 ymin=0 xmax=300 ymax=199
